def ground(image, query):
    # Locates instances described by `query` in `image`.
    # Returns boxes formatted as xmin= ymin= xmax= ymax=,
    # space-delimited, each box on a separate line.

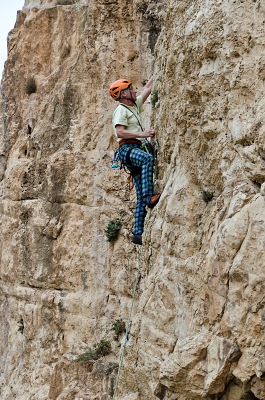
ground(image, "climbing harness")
xmin=140 ymin=138 xmax=155 ymax=159
xmin=112 ymin=210 xmax=152 ymax=400
xmin=111 ymin=147 xmax=142 ymax=176
xmin=111 ymin=138 xmax=154 ymax=192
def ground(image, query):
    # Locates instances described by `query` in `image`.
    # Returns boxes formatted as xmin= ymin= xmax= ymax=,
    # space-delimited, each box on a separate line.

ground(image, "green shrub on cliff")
xmin=112 ymin=319 xmax=126 ymax=340
xmin=104 ymin=219 xmax=122 ymax=242
xmin=77 ymin=340 xmax=111 ymax=363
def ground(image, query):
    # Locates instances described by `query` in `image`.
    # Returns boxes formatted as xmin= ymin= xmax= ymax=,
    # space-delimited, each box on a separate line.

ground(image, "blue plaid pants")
xmin=118 ymin=144 xmax=154 ymax=235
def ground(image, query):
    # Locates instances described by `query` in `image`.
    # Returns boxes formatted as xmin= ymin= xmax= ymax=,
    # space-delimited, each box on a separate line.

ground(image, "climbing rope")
xmin=154 ymin=138 xmax=159 ymax=180
xmin=112 ymin=210 xmax=152 ymax=400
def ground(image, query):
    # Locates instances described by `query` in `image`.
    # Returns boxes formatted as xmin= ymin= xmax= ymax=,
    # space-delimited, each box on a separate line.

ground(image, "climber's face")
xmin=129 ymin=85 xmax=137 ymax=101
xmin=121 ymin=85 xmax=137 ymax=102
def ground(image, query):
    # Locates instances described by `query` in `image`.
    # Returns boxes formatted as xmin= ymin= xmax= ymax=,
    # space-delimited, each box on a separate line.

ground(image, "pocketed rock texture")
xmin=0 ymin=1 xmax=265 ymax=400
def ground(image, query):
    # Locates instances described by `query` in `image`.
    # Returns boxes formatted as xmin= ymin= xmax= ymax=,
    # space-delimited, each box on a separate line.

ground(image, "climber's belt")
xmin=118 ymin=139 xmax=141 ymax=147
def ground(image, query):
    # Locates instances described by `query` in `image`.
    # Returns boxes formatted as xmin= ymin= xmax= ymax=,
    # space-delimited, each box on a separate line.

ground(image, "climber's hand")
xmin=142 ymin=128 xmax=155 ymax=138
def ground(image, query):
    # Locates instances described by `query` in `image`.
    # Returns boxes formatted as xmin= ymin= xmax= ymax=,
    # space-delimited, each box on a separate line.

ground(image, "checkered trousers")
xmin=118 ymin=144 xmax=154 ymax=235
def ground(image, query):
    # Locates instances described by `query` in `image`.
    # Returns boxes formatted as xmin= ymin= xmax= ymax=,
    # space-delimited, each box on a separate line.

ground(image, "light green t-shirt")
xmin=112 ymin=95 xmax=144 ymax=142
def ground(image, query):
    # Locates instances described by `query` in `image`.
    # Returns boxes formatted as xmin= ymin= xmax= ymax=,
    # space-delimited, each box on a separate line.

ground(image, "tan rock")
xmin=1 ymin=1 xmax=265 ymax=400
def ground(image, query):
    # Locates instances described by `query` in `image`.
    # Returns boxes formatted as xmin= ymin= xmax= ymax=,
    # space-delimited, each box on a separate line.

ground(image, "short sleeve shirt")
xmin=112 ymin=95 xmax=144 ymax=142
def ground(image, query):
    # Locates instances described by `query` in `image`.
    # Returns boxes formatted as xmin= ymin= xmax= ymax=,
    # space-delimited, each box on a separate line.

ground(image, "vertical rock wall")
xmin=0 ymin=1 xmax=265 ymax=400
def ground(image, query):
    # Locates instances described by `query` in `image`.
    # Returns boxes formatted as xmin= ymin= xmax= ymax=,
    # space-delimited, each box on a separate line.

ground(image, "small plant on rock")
xmin=17 ymin=317 xmax=24 ymax=334
xmin=77 ymin=339 xmax=111 ymax=363
xmin=112 ymin=319 xmax=126 ymax=340
xmin=202 ymin=190 xmax=214 ymax=203
xmin=25 ymin=77 xmax=37 ymax=95
xmin=151 ymin=89 xmax=158 ymax=108
xmin=104 ymin=219 xmax=122 ymax=242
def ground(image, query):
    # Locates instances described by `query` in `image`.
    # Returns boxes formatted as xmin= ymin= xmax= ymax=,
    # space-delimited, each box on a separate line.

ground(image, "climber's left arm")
xmin=141 ymin=77 xmax=153 ymax=103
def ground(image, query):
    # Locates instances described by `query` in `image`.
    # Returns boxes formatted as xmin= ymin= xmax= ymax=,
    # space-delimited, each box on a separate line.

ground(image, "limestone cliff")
xmin=0 ymin=1 xmax=265 ymax=399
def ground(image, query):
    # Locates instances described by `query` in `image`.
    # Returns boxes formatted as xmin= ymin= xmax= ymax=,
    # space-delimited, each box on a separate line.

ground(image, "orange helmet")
xmin=109 ymin=79 xmax=132 ymax=101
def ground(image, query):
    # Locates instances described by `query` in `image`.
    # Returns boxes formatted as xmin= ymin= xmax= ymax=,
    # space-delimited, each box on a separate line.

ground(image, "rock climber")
xmin=109 ymin=77 xmax=161 ymax=245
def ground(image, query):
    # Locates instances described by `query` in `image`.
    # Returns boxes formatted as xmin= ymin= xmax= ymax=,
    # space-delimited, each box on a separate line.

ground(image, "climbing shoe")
xmin=131 ymin=234 xmax=142 ymax=245
xmin=147 ymin=193 xmax=161 ymax=209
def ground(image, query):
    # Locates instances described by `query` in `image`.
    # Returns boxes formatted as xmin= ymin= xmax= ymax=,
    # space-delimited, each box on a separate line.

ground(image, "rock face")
xmin=0 ymin=1 xmax=265 ymax=399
